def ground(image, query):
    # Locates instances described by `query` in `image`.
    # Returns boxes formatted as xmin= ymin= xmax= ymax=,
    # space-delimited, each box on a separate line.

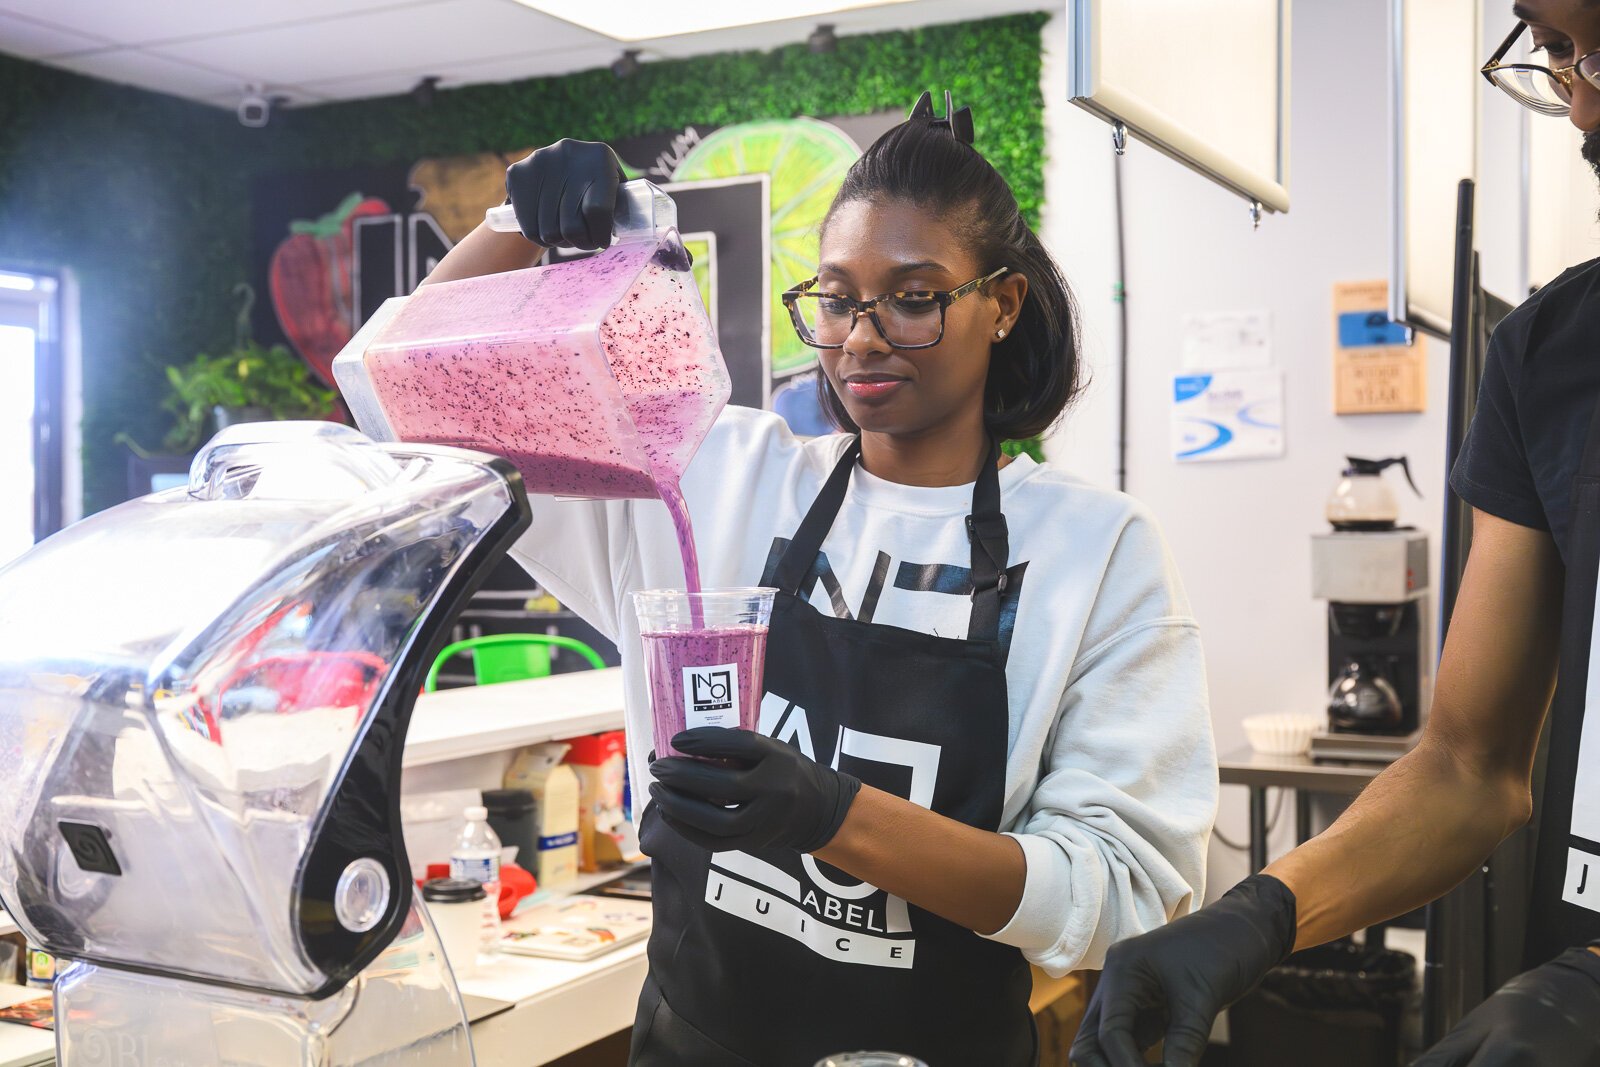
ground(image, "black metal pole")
xmin=1250 ymin=787 xmax=1269 ymax=874
xmin=1423 ymin=177 xmax=1479 ymax=1048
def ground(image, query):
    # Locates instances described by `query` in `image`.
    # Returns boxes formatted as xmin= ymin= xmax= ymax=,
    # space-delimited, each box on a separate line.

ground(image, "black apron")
xmin=631 ymin=437 xmax=1036 ymax=1066
xmin=1525 ymin=388 xmax=1600 ymax=964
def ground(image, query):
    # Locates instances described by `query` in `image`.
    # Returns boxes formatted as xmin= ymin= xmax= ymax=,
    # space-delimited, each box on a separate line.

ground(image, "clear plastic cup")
xmin=633 ymin=588 xmax=777 ymax=759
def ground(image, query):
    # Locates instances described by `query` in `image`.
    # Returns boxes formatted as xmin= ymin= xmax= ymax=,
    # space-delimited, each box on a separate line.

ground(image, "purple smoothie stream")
xmin=640 ymin=626 xmax=769 ymax=758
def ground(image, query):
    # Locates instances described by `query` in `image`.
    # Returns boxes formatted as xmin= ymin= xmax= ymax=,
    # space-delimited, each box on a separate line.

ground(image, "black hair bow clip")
xmin=909 ymin=90 xmax=974 ymax=145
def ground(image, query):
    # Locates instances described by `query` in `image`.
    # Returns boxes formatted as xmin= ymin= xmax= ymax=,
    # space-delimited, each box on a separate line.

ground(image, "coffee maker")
xmin=1311 ymin=529 xmax=1432 ymax=741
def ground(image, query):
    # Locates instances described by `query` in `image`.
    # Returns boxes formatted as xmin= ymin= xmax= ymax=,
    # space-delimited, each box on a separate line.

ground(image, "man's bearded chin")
xmin=1584 ymin=130 xmax=1600 ymax=183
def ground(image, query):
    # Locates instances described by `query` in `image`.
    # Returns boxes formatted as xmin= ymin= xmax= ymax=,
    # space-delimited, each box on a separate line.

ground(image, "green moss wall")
xmin=0 ymin=13 xmax=1045 ymax=515
xmin=0 ymin=53 xmax=250 ymax=513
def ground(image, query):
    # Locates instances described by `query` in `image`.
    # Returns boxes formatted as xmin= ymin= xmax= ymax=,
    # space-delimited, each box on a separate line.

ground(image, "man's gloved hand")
xmin=1071 ymin=873 xmax=1298 ymax=1067
xmin=1412 ymin=945 xmax=1600 ymax=1066
xmin=648 ymin=728 xmax=861 ymax=853
xmin=504 ymin=138 xmax=625 ymax=250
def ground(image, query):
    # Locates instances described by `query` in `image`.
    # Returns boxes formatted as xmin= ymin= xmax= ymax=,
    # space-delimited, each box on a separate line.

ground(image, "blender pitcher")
xmin=0 ymin=421 xmax=532 ymax=1065
xmin=333 ymin=180 xmax=731 ymax=500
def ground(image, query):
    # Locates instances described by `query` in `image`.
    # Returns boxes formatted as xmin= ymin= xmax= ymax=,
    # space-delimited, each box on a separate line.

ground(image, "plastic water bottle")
xmin=450 ymin=804 xmax=502 ymax=959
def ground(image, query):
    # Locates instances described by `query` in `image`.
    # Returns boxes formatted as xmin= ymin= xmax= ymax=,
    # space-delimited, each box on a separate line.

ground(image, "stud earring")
xmin=995 ymin=328 xmax=1005 ymax=338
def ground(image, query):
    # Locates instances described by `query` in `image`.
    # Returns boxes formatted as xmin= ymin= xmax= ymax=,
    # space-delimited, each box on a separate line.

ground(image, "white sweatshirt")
xmin=508 ymin=406 xmax=1218 ymax=976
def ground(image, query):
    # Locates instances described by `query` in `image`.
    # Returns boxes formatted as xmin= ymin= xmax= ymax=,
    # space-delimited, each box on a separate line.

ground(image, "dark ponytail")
xmin=817 ymin=99 xmax=1082 ymax=442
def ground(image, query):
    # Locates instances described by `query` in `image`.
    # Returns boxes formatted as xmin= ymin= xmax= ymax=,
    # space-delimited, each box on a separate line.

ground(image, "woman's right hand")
xmin=504 ymin=138 xmax=626 ymax=251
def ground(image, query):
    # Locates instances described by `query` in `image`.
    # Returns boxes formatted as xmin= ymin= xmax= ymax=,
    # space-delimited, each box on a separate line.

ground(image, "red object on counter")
xmin=564 ymin=730 xmax=625 ymax=765
xmin=415 ymin=863 xmax=454 ymax=892
xmin=498 ymin=864 xmax=537 ymax=919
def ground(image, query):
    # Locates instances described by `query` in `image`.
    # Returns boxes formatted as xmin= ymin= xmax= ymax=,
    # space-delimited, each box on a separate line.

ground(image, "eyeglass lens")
xmin=792 ymin=292 xmax=945 ymax=348
xmin=1489 ymin=65 xmax=1573 ymax=113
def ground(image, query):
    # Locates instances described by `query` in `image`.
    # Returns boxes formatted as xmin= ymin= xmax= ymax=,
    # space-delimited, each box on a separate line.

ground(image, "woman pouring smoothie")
xmin=425 ymin=93 xmax=1218 ymax=1065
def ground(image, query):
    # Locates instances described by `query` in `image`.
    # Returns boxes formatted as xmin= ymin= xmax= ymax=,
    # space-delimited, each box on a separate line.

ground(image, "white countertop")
xmin=403 ymin=668 xmax=626 ymax=768
xmin=0 ymin=669 xmax=641 ymax=1067
xmin=459 ymin=939 xmax=647 ymax=1065
xmin=0 ymin=984 xmax=53 ymax=1067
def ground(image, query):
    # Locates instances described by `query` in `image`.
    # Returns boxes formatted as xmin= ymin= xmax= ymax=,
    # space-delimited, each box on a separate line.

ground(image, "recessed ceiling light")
xmin=509 ymin=0 xmax=914 ymax=42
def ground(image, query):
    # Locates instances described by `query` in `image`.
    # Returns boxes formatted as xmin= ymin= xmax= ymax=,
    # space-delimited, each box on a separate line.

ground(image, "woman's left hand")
xmin=648 ymin=728 xmax=860 ymax=853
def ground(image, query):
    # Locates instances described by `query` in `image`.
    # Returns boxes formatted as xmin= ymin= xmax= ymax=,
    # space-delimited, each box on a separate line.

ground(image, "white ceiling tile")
xmin=0 ymin=0 xmax=421 ymax=48
xmin=268 ymin=70 xmax=435 ymax=101
xmin=297 ymin=43 xmax=620 ymax=99
xmin=0 ymin=9 xmax=114 ymax=57
xmin=12 ymin=0 xmax=1054 ymax=107
xmin=147 ymin=0 xmax=606 ymax=86
xmin=46 ymin=48 xmax=246 ymax=100
xmin=203 ymin=85 xmax=333 ymax=109
xmin=644 ymin=0 xmax=1053 ymax=57
xmin=431 ymin=44 xmax=623 ymax=85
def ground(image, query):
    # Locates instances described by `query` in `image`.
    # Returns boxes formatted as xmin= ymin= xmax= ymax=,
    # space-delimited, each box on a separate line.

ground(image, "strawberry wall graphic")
xmin=268 ymin=192 xmax=390 ymax=386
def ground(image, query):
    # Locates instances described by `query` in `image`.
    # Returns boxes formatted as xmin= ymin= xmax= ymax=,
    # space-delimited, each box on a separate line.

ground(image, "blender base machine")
xmin=0 ymin=421 xmax=532 ymax=1065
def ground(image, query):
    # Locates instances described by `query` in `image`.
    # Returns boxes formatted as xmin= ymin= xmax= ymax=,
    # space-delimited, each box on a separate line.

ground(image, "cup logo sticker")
xmin=684 ymin=663 xmax=739 ymax=729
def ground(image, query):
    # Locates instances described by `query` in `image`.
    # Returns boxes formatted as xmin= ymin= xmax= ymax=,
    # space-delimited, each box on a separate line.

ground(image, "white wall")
xmin=1038 ymin=0 xmax=1529 ymax=899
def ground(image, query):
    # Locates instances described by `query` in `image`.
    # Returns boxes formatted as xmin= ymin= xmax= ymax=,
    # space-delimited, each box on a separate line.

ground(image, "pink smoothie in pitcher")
xmin=355 ymin=233 xmax=728 ymax=592
xmin=359 ymin=237 xmax=729 ymax=506
xmin=640 ymin=625 xmax=769 ymax=758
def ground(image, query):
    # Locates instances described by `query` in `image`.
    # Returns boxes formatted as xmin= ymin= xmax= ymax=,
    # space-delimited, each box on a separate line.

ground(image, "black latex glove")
xmin=503 ymin=138 xmax=625 ymax=250
xmin=1072 ymin=873 xmax=1298 ymax=1067
xmin=1412 ymin=945 xmax=1600 ymax=1066
xmin=648 ymin=728 xmax=861 ymax=853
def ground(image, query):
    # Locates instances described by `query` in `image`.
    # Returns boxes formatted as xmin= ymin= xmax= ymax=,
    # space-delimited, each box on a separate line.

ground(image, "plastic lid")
xmin=483 ymin=179 xmax=676 ymax=244
xmin=482 ymin=788 xmax=535 ymax=812
xmin=464 ymin=805 xmax=488 ymax=821
xmin=422 ymin=877 xmax=487 ymax=903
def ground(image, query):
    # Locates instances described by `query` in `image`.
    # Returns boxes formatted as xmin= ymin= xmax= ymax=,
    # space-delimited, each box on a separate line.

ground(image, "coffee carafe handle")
xmin=1345 ymin=455 xmax=1422 ymax=498
xmin=483 ymin=179 xmax=677 ymax=244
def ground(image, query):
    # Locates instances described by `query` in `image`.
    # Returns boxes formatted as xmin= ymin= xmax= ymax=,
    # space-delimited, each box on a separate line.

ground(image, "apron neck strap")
xmin=967 ymin=436 xmax=1008 ymax=645
xmin=773 ymin=435 xmax=1011 ymax=645
xmin=772 ymin=437 xmax=863 ymax=594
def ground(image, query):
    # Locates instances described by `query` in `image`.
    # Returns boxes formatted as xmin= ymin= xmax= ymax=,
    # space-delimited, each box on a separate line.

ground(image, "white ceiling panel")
xmin=644 ymin=0 xmax=1054 ymax=57
xmin=49 ymin=48 xmax=244 ymax=99
xmin=0 ymin=0 xmax=421 ymax=49
xmin=297 ymin=42 xmax=620 ymax=95
xmin=1 ymin=0 xmax=1056 ymax=107
xmin=200 ymin=85 xmax=333 ymax=109
xmin=0 ymin=9 xmax=113 ymax=57
xmin=147 ymin=0 xmax=605 ymax=86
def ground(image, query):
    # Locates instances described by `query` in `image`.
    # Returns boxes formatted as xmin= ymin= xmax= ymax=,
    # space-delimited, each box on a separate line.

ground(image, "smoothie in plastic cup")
xmin=634 ymin=588 xmax=776 ymax=759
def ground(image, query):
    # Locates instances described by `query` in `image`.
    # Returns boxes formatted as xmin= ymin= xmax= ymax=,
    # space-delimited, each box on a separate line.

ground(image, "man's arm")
xmin=1073 ymin=510 xmax=1562 ymax=1067
xmin=1269 ymin=509 xmax=1562 ymax=948
xmin=422 ymin=222 xmax=544 ymax=285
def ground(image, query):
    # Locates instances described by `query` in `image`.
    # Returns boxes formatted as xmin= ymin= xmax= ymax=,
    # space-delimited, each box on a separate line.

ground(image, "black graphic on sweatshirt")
xmin=762 ymin=537 xmax=1028 ymax=648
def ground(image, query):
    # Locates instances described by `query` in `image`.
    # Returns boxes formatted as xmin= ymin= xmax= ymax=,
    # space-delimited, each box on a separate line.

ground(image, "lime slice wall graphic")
xmin=681 ymin=234 xmax=714 ymax=316
xmin=672 ymin=119 xmax=860 ymax=377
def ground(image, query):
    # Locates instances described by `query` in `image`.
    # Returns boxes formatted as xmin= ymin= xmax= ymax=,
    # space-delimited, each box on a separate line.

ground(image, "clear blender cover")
xmin=333 ymin=180 xmax=731 ymax=500
xmin=0 ymin=421 xmax=520 ymax=997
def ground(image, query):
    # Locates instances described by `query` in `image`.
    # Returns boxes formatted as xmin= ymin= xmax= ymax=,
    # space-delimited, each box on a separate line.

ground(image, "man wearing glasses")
xmin=1073 ymin=2 xmax=1600 ymax=1065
